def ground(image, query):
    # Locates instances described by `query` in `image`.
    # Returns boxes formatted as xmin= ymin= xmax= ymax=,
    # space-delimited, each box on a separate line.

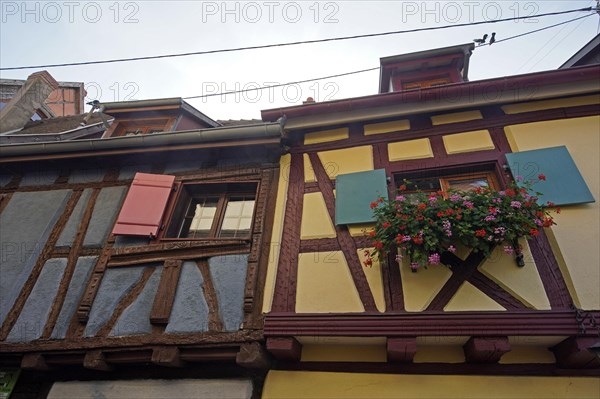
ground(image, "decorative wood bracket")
xmin=84 ymin=350 xmax=113 ymax=371
xmin=21 ymin=353 xmax=50 ymax=370
xmin=387 ymin=337 xmax=417 ymax=363
xmin=463 ymin=336 xmax=511 ymax=364
xmin=151 ymin=346 xmax=185 ymax=367
xmin=552 ymin=337 xmax=600 ymax=369
xmin=236 ymin=342 xmax=271 ymax=369
xmin=266 ymin=337 xmax=302 ymax=361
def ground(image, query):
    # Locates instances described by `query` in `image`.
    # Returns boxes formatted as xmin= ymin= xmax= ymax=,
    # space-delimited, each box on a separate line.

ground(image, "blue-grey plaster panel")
xmin=165 ymin=261 xmax=209 ymax=334
xmin=113 ymin=235 xmax=151 ymax=248
xmin=83 ymin=186 xmax=127 ymax=248
xmin=84 ymin=267 xmax=145 ymax=337
xmin=50 ymin=256 xmax=97 ymax=339
xmin=0 ymin=190 xmax=71 ymax=325
xmin=0 ymin=174 xmax=12 ymax=187
xmin=110 ymin=265 xmax=162 ymax=336
xmin=20 ymin=169 xmax=60 ymax=187
xmin=209 ymin=255 xmax=248 ymax=331
xmin=117 ymin=164 xmax=153 ymax=181
xmin=163 ymin=160 xmax=202 ymax=174
xmin=68 ymin=167 xmax=107 ymax=184
xmin=6 ymin=258 xmax=67 ymax=342
xmin=56 ymin=189 xmax=93 ymax=248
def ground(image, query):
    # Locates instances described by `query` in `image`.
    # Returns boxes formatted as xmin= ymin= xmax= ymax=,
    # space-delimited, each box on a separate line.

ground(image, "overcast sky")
xmin=1 ymin=1 xmax=598 ymax=120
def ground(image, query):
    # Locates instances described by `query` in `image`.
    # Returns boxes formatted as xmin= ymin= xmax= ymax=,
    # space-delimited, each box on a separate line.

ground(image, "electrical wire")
xmin=0 ymin=6 xmax=593 ymax=71
xmin=181 ymin=14 xmax=599 ymax=100
xmin=476 ymin=13 xmax=596 ymax=47
xmin=182 ymin=67 xmax=380 ymax=100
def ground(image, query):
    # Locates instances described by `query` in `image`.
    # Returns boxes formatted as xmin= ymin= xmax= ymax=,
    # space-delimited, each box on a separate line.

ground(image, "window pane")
xmin=184 ymin=197 xmax=218 ymax=238
xmin=219 ymin=196 xmax=255 ymax=238
xmin=448 ymin=178 xmax=489 ymax=191
xmin=401 ymin=178 xmax=441 ymax=192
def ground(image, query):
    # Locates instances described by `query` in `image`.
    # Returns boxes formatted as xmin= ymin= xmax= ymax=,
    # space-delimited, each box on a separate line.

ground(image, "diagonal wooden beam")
xmin=308 ymin=152 xmax=377 ymax=311
xmin=426 ymin=252 xmax=486 ymax=311
xmin=468 ymin=270 xmax=526 ymax=310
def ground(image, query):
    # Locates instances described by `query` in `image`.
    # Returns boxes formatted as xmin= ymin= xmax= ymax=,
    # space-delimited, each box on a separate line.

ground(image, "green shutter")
xmin=335 ymin=169 xmax=389 ymax=225
xmin=506 ymin=146 xmax=595 ymax=206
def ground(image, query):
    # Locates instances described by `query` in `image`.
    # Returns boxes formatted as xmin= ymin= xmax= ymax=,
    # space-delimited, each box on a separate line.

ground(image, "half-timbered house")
xmin=259 ymin=43 xmax=600 ymax=398
xmin=0 ymin=89 xmax=283 ymax=397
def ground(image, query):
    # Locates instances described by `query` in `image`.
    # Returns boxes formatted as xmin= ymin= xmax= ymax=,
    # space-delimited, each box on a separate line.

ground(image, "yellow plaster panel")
xmin=317 ymin=146 xmax=374 ymax=180
xmin=304 ymin=127 xmax=349 ymax=145
xmin=296 ymin=251 xmax=365 ymax=313
xmin=388 ymin=138 xmax=433 ymax=162
xmin=444 ymin=282 xmax=506 ymax=311
xmin=263 ymin=371 xmax=600 ymax=399
xmin=300 ymin=192 xmax=336 ymax=240
xmin=400 ymin=260 xmax=452 ymax=312
xmin=499 ymin=347 xmax=556 ymax=364
xmin=413 ymin=346 xmax=465 ymax=363
xmin=301 ymin=344 xmax=386 ymax=362
xmin=442 ymin=130 xmax=495 ymax=154
xmin=479 ymin=241 xmax=550 ymax=310
xmin=357 ymin=248 xmax=385 ymax=312
xmin=364 ymin=119 xmax=410 ymax=135
xmin=347 ymin=223 xmax=374 ymax=237
xmin=431 ymin=110 xmax=483 ymax=126
xmin=303 ymin=153 xmax=317 ymax=183
xmin=504 ymin=116 xmax=600 ymax=310
xmin=262 ymin=155 xmax=290 ymax=313
xmin=501 ymin=94 xmax=600 ymax=114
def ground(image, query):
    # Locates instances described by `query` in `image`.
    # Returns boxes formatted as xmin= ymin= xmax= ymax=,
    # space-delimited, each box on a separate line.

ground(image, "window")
xmin=164 ymin=182 xmax=257 ymax=239
xmin=398 ymin=171 xmax=498 ymax=197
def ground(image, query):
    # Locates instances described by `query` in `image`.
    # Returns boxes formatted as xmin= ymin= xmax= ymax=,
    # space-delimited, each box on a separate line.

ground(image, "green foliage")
xmin=365 ymin=176 xmax=558 ymax=271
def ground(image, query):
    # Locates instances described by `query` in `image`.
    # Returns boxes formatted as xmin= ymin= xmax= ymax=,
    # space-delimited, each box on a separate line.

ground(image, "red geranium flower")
xmin=399 ymin=184 xmax=407 ymax=191
xmin=418 ymin=203 xmax=427 ymax=211
xmin=475 ymin=229 xmax=486 ymax=237
xmin=369 ymin=230 xmax=376 ymax=238
xmin=370 ymin=201 xmax=378 ymax=209
xmin=412 ymin=236 xmax=423 ymax=245
xmin=374 ymin=241 xmax=383 ymax=249
xmin=383 ymin=221 xmax=391 ymax=229
xmin=530 ymin=228 xmax=539 ymax=236
xmin=538 ymin=174 xmax=546 ymax=181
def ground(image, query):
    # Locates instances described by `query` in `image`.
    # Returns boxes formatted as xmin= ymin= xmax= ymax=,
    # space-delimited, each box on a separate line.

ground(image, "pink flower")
xmin=484 ymin=215 xmax=496 ymax=221
xmin=395 ymin=254 xmax=403 ymax=264
xmin=463 ymin=200 xmax=474 ymax=209
xmin=410 ymin=262 xmax=420 ymax=271
xmin=428 ymin=253 xmax=441 ymax=265
xmin=450 ymin=194 xmax=462 ymax=202
xmin=395 ymin=195 xmax=406 ymax=201
xmin=515 ymin=175 xmax=524 ymax=181
xmin=448 ymin=245 xmax=457 ymax=253
xmin=510 ymin=201 xmax=522 ymax=208
xmin=504 ymin=246 xmax=514 ymax=255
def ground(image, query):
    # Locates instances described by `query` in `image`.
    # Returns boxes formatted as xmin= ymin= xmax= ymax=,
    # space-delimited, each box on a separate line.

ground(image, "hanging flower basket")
xmin=364 ymin=175 xmax=559 ymax=271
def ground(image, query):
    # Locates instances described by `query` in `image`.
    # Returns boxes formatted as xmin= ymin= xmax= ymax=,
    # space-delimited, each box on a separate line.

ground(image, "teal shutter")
xmin=335 ymin=169 xmax=389 ymax=225
xmin=506 ymin=146 xmax=595 ymax=206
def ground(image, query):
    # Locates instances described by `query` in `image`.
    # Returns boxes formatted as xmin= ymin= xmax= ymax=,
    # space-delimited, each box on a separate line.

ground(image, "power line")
xmin=478 ymin=13 xmax=596 ymax=47
xmin=1 ymin=6 xmax=593 ymax=71
xmin=182 ymin=67 xmax=380 ymax=100
xmin=182 ymin=14 xmax=596 ymax=100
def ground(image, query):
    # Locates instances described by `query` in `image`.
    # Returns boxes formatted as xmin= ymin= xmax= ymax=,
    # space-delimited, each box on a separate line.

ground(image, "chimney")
xmin=0 ymin=71 xmax=59 ymax=133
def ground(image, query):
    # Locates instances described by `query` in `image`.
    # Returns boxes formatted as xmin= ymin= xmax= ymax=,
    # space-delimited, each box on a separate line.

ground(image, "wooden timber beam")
xmin=463 ymin=336 xmax=511 ymax=364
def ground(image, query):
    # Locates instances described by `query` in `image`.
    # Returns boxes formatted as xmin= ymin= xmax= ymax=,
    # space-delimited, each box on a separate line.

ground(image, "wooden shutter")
xmin=335 ymin=169 xmax=389 ymax=225
xmin=112 ymin=172 xmax=176 ymax=237
xmin=506 ymin=146 xmax=595 ymax=206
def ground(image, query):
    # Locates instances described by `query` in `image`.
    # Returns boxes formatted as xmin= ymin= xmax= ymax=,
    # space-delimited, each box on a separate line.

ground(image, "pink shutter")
xmin=112 ymin=172 xmax=176 ymax=237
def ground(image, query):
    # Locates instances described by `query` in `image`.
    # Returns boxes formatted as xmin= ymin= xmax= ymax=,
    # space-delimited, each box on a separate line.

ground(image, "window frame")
xmin=393 ymin=169 xmax=500 ymax=198
xmin=159 ymin=180 xmax=259 ymax=241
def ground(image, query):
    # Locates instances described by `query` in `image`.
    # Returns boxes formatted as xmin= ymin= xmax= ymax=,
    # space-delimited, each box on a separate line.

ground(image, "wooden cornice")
xmin=264 ymin=310 xmax=600 ymax=337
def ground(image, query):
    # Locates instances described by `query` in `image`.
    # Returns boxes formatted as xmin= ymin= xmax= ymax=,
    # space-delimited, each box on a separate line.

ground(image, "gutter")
xmin=263 ymin=64 xmax=600 ymax=126
xmin=0 ymin=120 xmax=284 ymax=162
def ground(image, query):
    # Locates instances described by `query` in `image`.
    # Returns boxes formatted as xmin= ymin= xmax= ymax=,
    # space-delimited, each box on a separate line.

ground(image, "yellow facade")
xmin=442 ymin=130 xmax=495 ymax=154
xmin=316 ymin=146 xmax=374 ymax=179
xmin=388 ymin=138 xmax=434 ymax=161
xmin=504 ymin=115 xmax=600 ymax=309
xmin=364 ymin=119 xmax=410 ymax=135
xmin=262 ymin=371 xmax=600 ymax=399
xmin=431 ymin=110 xmax=483 ymax=125
xmin=304 ymin=127 xmax=349 ymax=145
